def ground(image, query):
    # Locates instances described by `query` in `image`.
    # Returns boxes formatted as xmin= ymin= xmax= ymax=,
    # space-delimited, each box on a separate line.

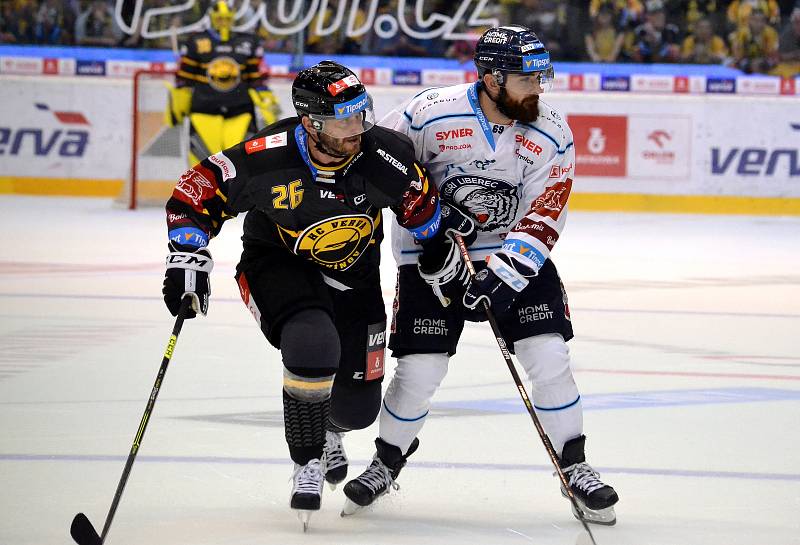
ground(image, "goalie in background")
xmin=165 ymin=0 xmax=280 ymax=166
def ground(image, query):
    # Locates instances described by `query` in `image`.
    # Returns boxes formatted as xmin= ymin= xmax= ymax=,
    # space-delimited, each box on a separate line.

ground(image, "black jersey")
xmin=176 ymin=30 xmax=264 ymax=117
xmin=165 ymin=119 xmax=442 ymax=288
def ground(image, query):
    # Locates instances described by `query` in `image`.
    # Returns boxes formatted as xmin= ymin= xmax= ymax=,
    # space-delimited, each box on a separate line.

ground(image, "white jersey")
xmin=381 ymin=82 xmax=575 ymax=273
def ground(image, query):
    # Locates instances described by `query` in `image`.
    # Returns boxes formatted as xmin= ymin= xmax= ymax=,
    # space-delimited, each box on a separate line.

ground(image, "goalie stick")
xmin=452 ymin=234 xmax=599 ymax=545
xmin=70 ymin=296 xmax=192 ymax=545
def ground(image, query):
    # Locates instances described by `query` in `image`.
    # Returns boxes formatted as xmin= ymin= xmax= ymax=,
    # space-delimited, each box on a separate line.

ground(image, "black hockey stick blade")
xmin=71 ymin=512 xmax=103 ymax=545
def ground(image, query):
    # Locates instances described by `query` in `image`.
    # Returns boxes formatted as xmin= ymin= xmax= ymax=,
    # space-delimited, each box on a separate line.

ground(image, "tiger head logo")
xmin=440 ymin=175 xmax=519 ymax=233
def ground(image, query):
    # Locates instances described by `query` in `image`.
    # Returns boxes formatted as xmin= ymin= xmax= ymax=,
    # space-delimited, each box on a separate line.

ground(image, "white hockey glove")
xmin=163 ymin=250 xmax=213 ymax=318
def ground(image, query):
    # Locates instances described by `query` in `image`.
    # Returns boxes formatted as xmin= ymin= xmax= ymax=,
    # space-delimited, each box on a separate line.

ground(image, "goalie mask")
xmin=209 ymin=0 xmax=233 ymax=42
xmin=474 ymin=26 xmax=554 ymax=92
xmin=292 ymin=61 xmax=376 ymax=139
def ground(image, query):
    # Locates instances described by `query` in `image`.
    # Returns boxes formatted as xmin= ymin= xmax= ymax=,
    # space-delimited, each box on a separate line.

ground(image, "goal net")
xmin=120 ymin=69 xmax=295 ymax=209
xmin=118 ymin=69 xmax=185 ymax=209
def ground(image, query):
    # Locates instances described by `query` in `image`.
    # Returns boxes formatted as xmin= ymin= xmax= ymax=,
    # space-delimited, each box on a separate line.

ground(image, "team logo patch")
xmin=293 ymin=214 xmax=375 ymax=271
xmin=175 ymin=168 xmax=213 ymax=205
xmin=206 ymin=56 xmax=241 ymax=92
xmin=440 ymin=175 xmax=519 ymax=232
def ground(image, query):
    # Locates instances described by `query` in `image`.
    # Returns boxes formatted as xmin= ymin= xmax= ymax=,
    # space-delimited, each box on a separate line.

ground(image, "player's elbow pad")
xmin=165 ymin=85 xmax=192 ymax=127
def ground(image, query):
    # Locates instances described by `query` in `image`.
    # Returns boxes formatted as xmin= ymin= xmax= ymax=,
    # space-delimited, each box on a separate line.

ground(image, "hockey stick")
xmin=452 ymin=234 xmax=598 ymax=545
xmin=70 ymin=296 xmax=193 ymax=545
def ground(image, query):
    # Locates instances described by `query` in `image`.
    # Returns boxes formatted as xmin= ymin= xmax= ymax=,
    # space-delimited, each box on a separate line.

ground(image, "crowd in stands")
xmin=1 ymin=0 xmax=799 ymax=76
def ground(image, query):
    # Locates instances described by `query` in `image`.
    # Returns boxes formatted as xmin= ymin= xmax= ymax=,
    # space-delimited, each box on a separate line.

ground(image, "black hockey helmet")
xmin=474 ymin=26 xmax=554 ymax=90
xmin=292 ymin=60 xmax=375 ymax=137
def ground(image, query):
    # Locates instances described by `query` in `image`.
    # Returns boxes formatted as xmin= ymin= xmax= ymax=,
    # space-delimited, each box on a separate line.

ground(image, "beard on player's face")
xmin=495 ymin=86 xmax=540 ymax=124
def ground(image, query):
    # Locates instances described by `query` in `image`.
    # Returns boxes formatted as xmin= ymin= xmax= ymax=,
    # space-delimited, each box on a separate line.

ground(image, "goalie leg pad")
xmin=379 ymin=352 xmax=449 ymax=453
xmin=221 ymin=112 xmax=254 ymax=149
xmin=188 ymin=113 xmax=222 ymax=165
xmin=515 ymin=333 xmax=582 ymax=454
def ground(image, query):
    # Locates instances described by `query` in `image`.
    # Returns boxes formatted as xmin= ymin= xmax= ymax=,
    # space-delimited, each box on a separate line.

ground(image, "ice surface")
xmin=0 ymin=196 xmax=798 ymax=545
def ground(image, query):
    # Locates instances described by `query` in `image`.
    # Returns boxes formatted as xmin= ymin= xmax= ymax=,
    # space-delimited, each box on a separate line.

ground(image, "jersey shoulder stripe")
xmin=522 ymin=99 xmax=574 ymax=153
xmin=402 ymin=83 xmax=475 ymax=131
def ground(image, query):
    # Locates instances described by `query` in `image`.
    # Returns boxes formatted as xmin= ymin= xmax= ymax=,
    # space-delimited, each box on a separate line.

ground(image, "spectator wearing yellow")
xmin=681 ymin=17 xmax=728 ymax=64
xmin=729 ymin=8 xmax=779 ymax=74
xmin=586 ymin=5 xmax=625 ymax=62
xmin=727 ymin=0 xmax=780 ymax=29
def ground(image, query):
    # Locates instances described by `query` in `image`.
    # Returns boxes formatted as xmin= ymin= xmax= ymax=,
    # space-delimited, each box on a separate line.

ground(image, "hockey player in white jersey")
xmin=342 ymin=26 xmax=619 ymax=525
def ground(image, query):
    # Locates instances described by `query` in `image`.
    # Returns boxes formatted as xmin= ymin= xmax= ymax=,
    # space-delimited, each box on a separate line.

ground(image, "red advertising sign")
xmin=568 ymin=115 xmax=628 ymax=177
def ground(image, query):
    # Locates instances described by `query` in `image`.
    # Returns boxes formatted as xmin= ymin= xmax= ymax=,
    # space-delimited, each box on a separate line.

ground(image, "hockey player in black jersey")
xmin=161 ymin=60 xmax=474 ymax=530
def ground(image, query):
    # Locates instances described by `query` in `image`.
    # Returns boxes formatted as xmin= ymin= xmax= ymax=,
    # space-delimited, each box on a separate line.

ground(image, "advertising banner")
xmin=0 ymin=76 xmax=798 ymax=213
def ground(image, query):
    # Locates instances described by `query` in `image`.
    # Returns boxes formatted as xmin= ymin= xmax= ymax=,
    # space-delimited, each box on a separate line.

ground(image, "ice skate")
xmin=341 ymin=437 xmax=418 ymax=516
xmin=290 ymin=458 xmax=324 ymax=531
xmin=558 ymin=436 xmax=618 ymax=526
xmin=322 ymin=430 xmax=348 ymax=490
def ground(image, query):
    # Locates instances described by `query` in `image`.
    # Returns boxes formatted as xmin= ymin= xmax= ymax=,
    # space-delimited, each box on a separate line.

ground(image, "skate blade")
xmin=570 ymin=502 xmax=616 ymax=526
xmin=295 ymin=509 xmax=314 ymax=532
xmin=340 ymin=498 xmax=365 ymax=517
xmin=562 ymin=489 xmax=616 ymax=526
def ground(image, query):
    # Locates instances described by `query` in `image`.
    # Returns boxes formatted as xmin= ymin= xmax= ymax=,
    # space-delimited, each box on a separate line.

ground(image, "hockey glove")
xmin=163 ymin=249 xmax=213 ymax=318
xmin=248 ymin=88 xmax=281 ymax=127
xmin=164 ymin=85 xmax=192 ymax=127
xmin=439 ymin=202 xmax=477 ymax=246
xmin=463 ymin=253 xmax=534 ymax=319
xmin=417 ymin=204 xmax=476 ymax=307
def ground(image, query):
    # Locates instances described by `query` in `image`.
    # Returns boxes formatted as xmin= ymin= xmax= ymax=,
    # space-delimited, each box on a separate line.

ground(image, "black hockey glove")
xmin=163 ymin=249 xmax=213 ymax=318
xmin=417 ymin=204 xmax=476 ymax=307
xmin=463 ymin=253 xmax=534 ymax=320
xmin=439 ymin=202 xmax=477 ymax=247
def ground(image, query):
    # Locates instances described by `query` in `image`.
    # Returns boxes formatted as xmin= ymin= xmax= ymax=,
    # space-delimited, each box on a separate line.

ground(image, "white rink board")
xmin=0 ymin=75 xmax=798 ymax=198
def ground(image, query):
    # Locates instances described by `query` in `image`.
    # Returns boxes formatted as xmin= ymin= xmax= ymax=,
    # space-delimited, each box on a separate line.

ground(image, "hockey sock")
xmin=515 ymin=334 xmax=583 ymax=454
xmin=379 ymin=353 xmax=448 ymax=453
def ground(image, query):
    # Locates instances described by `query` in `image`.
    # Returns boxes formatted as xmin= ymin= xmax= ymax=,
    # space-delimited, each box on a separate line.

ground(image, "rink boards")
xmin=0 ymin=75 xmax=799 ymax=215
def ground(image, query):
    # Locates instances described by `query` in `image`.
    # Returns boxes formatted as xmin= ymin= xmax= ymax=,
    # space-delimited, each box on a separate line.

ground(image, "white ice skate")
xmin=290 ymin=458 xmax=324 ymax=532
xmin=322 ymin=431 xmax=348 ymax=490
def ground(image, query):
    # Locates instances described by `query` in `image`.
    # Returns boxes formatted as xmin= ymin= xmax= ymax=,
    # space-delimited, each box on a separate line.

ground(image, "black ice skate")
xmin=290 ymin=458 xmax=324 ymax=531
xmin=322 ymin=430 xmax=348 ymax=489
xmin=341 ymin=437 xmax=419 ymax=516
xmin=559 ymin=435 xmax=619 ymax=525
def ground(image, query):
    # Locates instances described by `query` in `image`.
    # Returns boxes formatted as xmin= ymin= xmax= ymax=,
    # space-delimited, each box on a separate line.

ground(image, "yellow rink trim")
xmin=0 ymin=176 xmax=124 ymax=197
xmin=2 ymin=177 xmax=800 ymax=216
xmin=571 ymin=193 xmax=800 ymax=216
